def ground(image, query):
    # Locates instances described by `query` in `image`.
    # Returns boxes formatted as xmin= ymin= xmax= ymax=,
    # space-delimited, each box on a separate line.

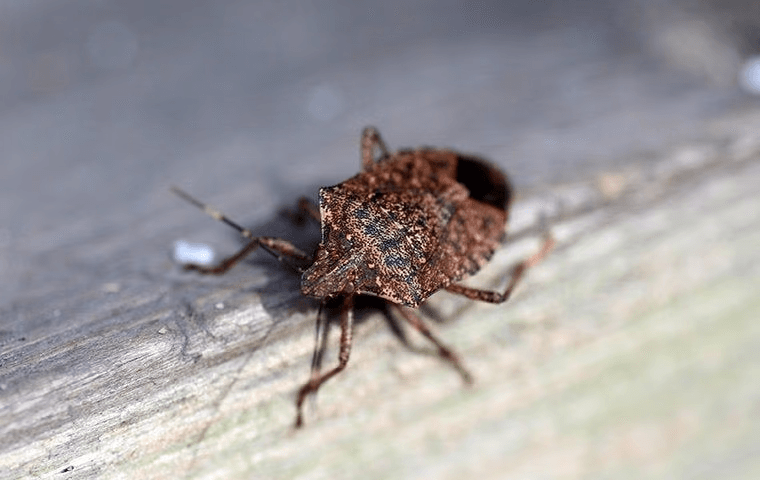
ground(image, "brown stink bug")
xmin=172 ymin=127 xmax=554 ymax=428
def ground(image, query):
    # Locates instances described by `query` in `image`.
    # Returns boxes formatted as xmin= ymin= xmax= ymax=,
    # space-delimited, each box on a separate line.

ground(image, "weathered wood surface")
xmin=2 ymin=111 xmax=758 ymax=479
xmin=1 ymin=2 xmax=760 ymax=479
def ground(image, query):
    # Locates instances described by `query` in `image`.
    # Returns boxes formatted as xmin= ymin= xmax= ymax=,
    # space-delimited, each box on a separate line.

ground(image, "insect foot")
xmin=172 ymin=126 xmax=553 ymax=429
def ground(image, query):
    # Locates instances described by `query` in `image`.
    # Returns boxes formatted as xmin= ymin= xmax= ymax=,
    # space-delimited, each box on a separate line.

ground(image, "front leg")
xmin=295 ymin=295 xmax=355 ymax=428
xmin=171 ymin=186 xmax=311 ymax=273
xmin=185 ymin=237 xmax=311 ymax=275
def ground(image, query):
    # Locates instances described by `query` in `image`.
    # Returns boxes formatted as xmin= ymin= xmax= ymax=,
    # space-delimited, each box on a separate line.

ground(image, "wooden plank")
xmin=2 ymin=106 xmax=758 ymax=479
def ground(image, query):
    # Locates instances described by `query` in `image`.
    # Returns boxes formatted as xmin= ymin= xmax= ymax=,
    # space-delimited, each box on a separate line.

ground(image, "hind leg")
xmin=445 ymin=235 xmax=554 ymax=303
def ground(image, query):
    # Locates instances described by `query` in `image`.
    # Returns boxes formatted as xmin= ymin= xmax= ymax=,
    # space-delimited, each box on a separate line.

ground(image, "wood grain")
xmin=2 ymin=107 xmax=758 ymax=479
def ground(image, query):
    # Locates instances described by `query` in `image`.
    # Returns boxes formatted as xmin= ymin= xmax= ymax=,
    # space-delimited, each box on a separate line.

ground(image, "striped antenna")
xmin=170 ymin=186 xmax=253 ymax=239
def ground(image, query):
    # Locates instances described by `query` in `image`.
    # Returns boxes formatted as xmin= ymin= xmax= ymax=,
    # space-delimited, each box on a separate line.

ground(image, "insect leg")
xmin=361 ymin=126 xmax=389 ymax=170
xmin=297 ymin=197 xmax=321 ymax=222
xmin=390 ymin=305 xmax=473 ymax=384
xmin=308 ymin=302 xmax=330 ymax=385
xmin=295 ymin=295 xmax=355 ymax=428
xmin=184 ymin=237 xmax=310 ymax=275
xmin=282 ymin=196 xmax=320 ymax=225
xmin=445 ymin=235 xmax=555 ymax=303
xmin=172 ymin=186 xmax=311 ymax=274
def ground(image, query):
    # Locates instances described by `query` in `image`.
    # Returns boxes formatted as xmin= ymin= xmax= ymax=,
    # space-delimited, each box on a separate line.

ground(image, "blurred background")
xmin=1 ymin=0 xmax=759 ymax=478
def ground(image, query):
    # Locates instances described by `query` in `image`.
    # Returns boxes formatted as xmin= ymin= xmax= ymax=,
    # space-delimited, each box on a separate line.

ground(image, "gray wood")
xmin=1 ymin=2 xmax=759 ymax=479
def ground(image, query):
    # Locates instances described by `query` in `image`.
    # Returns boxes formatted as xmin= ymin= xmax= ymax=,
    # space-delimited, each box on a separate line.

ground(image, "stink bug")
xmin=172 ymin=127 xmax=553 ymax=427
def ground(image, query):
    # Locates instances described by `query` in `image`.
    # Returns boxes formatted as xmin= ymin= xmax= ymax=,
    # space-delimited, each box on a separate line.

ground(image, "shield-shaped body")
xmin=301 ymin=149 xmax=511 ymax=307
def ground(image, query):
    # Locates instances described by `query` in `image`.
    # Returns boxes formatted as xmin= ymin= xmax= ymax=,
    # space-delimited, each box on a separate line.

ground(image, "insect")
xmin=172 ymin=127 xmax=554 ymax=428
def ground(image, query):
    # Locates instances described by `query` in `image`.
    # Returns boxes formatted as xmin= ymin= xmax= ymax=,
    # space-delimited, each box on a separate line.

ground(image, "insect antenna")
xmin=171 ymin=186 xmax=307 ymax=272
xmin=171 ymin=186 xmax=254 ymax=238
